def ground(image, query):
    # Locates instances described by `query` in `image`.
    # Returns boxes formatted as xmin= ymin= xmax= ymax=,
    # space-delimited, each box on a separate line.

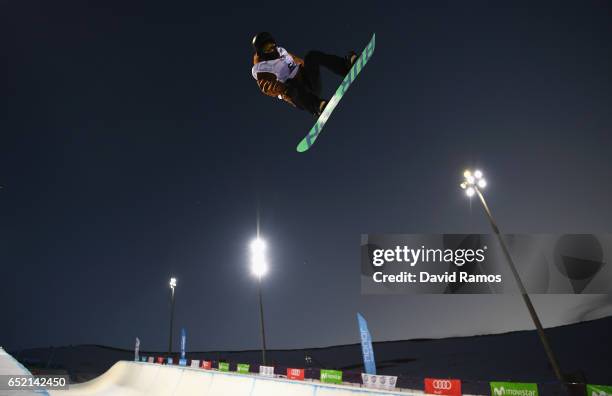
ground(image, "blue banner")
xmin=134 ymin=337 xmax=140 ymax=361
xmin=357 ymin=313 xmax=376 ymax=375
xmin=180 ymin=328 xmax=186 ymax=359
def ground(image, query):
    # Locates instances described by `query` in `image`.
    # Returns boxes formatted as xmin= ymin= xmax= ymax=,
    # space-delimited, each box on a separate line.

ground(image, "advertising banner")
xmin=218 ymin=362 xmax=229 ymax=372
xmin=179 ymin=358 xmax=187 ymax=366
xmin=167 ymin=357 xmax=173 ymax=365
xmin=320 ymin=369 xmax=343 ymax=384
xmin=287 ymin=368 xmax=305 ymax=381
xmin=237 ymin=363 xmax=250 ymax=374
xmin=201 ymin=360 xmax=212 ymax=370
xmin=190 ymin=360 xmax=200 ymax=368
xmin=587 ymin=384 xmax=612 ymax=396
xmin=361 ymin=373 xmax=397 ymax=390
xmin=490 ymin=381 xmax=538 ymax=396
xmin=259 ymin=365 xmax=274 ymax=377
xmin=140 ymin=356 xmax=146 ymax=362
xmin=357 ymin=313 xmax=376 ymax=375
xmin=180 ymin=328 xmax=186 ymax=359
xmin=156 ymin=357 xmax=164 ymax=364
xmin=134 ymin=337 xmax=140 ymax=361
xmin=147 ymin=357 xmax=154 ymax=363
xmin=424 ymin=378 xmax=462 ymax=396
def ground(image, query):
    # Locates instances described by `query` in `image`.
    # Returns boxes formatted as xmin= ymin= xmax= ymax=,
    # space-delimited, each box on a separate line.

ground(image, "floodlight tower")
xmin=250 ymin=237 xmax=268 ymax=365
xmin=168 ymin=277 xmax=177 ymax=355
xmin=460 ymin=169 xmax=565 ymax=382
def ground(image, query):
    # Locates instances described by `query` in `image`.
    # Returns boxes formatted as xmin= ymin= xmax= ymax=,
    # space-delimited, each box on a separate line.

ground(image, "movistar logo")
xmin=493 ymin=387 xmax=537 ymax=396
xmin=321 ymin=371 xmax=341 ymax=381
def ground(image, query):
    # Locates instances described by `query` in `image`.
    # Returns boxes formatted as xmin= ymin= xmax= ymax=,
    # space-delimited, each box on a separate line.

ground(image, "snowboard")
xmin=296 ymin=33 xmax=376 ymax=153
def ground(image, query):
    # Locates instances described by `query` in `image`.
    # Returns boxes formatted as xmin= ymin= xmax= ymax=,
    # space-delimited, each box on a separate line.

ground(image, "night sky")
xmin=2 ymin=1 xmax=612 ymax=352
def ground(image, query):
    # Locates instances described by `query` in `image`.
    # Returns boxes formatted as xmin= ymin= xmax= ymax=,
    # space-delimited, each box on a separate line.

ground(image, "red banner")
xmin=424 ymin=378 xmax=462 ymax=396
xmin=287 ymin=368 xmax=305 ymax=380
xmin=156 ymin=357 xmax=164 ymax=364
xmin=201 ymin=360 xmax=212 ymax=370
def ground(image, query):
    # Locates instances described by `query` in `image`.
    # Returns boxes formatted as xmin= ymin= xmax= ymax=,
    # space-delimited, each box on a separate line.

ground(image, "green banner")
xmin=320 ymin=369 xmax=343 ymax=384
xmin=587 ymin=384 xmax=612 ymax=396
xmin=218 ymin=362 xmax=229 ymax=372
xmin=237 ymin=363 xmax=250 ymax=374
xmin=490 ymin=381 xmax=538 ymax=396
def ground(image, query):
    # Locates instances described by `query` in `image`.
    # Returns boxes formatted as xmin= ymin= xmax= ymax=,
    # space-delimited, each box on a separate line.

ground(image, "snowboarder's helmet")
xmin=252 ymin=32 xmax=276 ymax=53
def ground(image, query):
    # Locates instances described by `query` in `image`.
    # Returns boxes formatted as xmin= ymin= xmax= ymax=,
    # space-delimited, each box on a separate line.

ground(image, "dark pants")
xmin=286 ymin=51 xmax=349 ymax=116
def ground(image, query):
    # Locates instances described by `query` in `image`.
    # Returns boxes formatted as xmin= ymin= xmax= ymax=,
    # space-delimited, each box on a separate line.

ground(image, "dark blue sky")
xmin=1 ymin=1 xmax=612 ymax=352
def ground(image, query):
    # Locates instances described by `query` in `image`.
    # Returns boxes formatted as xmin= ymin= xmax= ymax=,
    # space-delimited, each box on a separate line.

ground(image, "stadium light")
xmin=458 ymin=168 xmax=566 ymax=383
xmin=460 ymin=169 xmax=486 ymax=197
xmin=250 ymin=238 xmax=268 ymax=278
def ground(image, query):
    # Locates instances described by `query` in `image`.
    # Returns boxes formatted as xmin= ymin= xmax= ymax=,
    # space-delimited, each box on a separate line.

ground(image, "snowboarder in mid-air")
xmin=251 ymin=32 xmax=357 ymax=116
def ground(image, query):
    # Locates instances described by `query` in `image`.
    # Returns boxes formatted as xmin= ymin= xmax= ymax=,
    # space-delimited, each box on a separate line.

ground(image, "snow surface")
xmin=0 ymin=347 xmax=49 ymax=396
xmin=47 ymin=361 xmax=438 ymax=396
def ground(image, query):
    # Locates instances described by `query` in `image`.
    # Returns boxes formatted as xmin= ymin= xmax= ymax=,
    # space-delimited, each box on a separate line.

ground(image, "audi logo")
xmin=433 ymin=380 xmax=453 ymax=390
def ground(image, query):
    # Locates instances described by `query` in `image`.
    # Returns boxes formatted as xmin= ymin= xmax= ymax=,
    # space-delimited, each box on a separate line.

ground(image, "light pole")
xmin=168 ymin=277 xmax=177 ymax=356
xmin=250 ymin=237 xmax=268 ymax=365
xmin=460 ymin=169 xmax=565 ymax=382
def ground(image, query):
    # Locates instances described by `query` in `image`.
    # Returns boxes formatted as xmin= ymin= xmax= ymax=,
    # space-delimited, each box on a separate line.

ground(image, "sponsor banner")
xmin=259 ymin=365 xmax=274 ymax=377
xmin=218 ymin=362 xmax=230 ymax=372
xmin=361 ymin=373 xmax=397 ymax=391
xmin=140 ymin=356 xmax=146 ymax=362
xmin=357 ymin=313 xmax=376 ymax=375
xmin=167 ymin=357 xmax=174 ymax=365
xmin=179 ymin=358 xmax=187 ymax=366
xmin=362 ymin=234 xmax=612 ymax=295
xmin=156 ymin=357 xmax=164 ymax=364
xmin=587 ymin=384 xmax=612 ymax=396
xmin=320 ymin=369 xmax=343 ymax=384
xmin=190 ymin=360 xmax=200 ymax=368
xmin=237 ymin=363 xmax=250 ymax=374
xmin=201 ymin=360 xmax=212 ymax=370
xmin=490 ymin=381 xmax=538 ymax=396
xmin=147 ymin=357 xmax=154 ymax=363
xmin=424 ymin=378 xmax=461 ymax=396
xmin=287 ymin=368 xmax=305 ymax=381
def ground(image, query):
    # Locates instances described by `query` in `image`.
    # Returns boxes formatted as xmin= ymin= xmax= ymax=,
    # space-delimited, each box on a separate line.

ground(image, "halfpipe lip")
xmin=127 ymin=361 xmax=414 ymax=395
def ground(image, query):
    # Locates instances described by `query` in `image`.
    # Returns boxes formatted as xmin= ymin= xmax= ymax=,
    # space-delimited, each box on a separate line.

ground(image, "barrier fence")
xmin=135 ymin=355 xmax=604 ymax=396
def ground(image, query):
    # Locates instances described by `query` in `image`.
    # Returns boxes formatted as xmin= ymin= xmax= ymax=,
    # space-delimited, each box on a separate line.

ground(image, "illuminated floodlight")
xmin=461 ymin=168 xmax=487 ymax=197
xmin=250 ymin=238 xmax=268 ymax=278
xmin=250 ymin=238 xmax=266 ymax=254
xmin=169 ymin=277 xmax=177 ymax=289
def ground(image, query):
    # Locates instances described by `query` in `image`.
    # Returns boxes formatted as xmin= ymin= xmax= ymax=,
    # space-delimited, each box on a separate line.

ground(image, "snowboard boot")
xmin=317 ymin=100 xmax=328 ymax=116
xmin=345 ymin=51 xmax=358 ymax=73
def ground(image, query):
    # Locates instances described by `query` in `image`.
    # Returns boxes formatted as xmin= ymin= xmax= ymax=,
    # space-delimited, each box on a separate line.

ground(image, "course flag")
xmin=357 ymin=313 xmax=376 ymax=375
